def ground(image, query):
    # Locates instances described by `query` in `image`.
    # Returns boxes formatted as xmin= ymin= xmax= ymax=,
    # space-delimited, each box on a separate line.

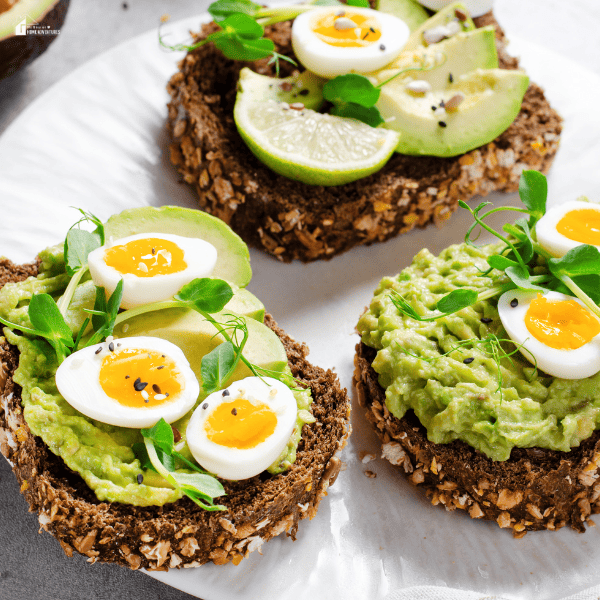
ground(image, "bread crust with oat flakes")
xmin=353 ymin=341 xmax=600 ymax=537
xmin=166 ymin=12 xmax=562 ymax=262
xmin=0 ymin=258 xmax=351 ymax=569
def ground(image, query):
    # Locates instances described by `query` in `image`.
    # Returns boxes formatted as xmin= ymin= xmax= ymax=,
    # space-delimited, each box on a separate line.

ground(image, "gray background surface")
xmin=1 ymin=0 xmax=600 ymax=599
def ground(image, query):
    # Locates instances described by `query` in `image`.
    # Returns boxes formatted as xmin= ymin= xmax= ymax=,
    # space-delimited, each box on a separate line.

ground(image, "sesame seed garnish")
xmin=379 ymin=44 xmax=386 ymax=51
xmin=431 ymin=106 xmax=437 ymax=111
xmin=448 ymin=73 xmax=454 ymax=83
xmin=439 ymin=99 xmax=446 ymax=108
xmin=463 ymin=357 xmax=475 ymax=365
xmin=152 ymin=247 xmax=156 ymax=255
xmin=108 ymin=342 xmax=115 ymax=352
xmin=122 ymin=324 xmax=129 ymax=333
xmin=152 ymin=384 xmax=161 ymax=394
xmin=222 ymin=389 xmax=230 ymax=397
xmin=165 ymin=393 xmax=169 ymax=397
xmin=299 ymin=89 xmax=309 ymax=96
xmin=125 ymin=375 xmax=130 ymax=379
xmin=157 ymin=365 xmax=165 ymax=370
xmin=362 ymin=31 xmax=370 ymax=40
xmin=202 ymin=403 xmax=208 ymax=409
xmin=510 ymin=298 xmax=519 ymax=308
xmin=134 ymin=378 xmax=148 ymax=391
xmin=117 ymin=343 xmax=121 ymax=347
xmin=269 ymin=388 xmax=278 ymax=397
xmin=370 ymin=27 xmax=375 ymax=33
xmin=95 ymin=347 xmax=102 ymax=355
xmin=438 ymin=121 xmax=447 ymax=128
xmin=172 ymin=426 xmax=181 ymax=443
xmin=231 ymin=408 xmax=238 ymax=416
xmin=154 ymin=394 xmax=167 ymax=400
xmin=481 ymin=317 xmax=493 ymax=324
xmin=162 ymin=355 xmax=166 ymax=358
xmin=137 ymin=474 xmax=143 ymax=484
xmin=141 ymin=390 xmax=149 ymax=402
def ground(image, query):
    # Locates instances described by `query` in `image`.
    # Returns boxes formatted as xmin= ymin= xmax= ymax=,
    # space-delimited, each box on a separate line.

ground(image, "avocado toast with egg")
xmin=0 ymin=207 xmax=350 ymax=568
xmin=354 ymin=171 xmax=600 ymax=536
xmin=166 ymin=0 xmax=561 ymax=262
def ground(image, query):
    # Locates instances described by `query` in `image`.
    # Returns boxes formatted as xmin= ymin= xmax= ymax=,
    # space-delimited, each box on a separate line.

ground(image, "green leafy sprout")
xmin=159 ymin=0 xmax=441 ymax=126
xmin=0 ymin=208 xmax=304 ymax=511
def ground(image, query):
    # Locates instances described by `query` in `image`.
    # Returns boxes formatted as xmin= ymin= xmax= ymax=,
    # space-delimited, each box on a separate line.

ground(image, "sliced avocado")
xmin=0 ymin=0 xmax=69 ymax=80
xmin=376 ymin=0 xmax=430 ymax=32
xmin=103 ymin=206 xmax=252 ymax=288
xmin=226 ymin=287 xmax=265 ymax=322
xmin=237 ymin=68 xmax=326 ymax=111
xmin=377 ymin=68 xmax=529 ymax=157
xmin=404 ymin=2 xmax=475 ymax=50
xmin=373 ymin=27 xmax=498 ymax=91
xmin=115 ymin=308 xmax=288 ymax=387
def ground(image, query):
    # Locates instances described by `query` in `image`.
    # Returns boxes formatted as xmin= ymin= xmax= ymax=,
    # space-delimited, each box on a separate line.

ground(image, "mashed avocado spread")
xmin=0 ymin=245 xmax=312 ymax=506
xmin=357 ymin=243 xmax=600 ymax=461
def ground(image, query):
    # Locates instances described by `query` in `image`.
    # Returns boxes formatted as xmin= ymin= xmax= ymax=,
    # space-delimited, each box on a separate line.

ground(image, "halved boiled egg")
xmin=88 ymin=233 xmax=217 ymax=308
xmin=186 ymin=377 xmax=298 ymax=480
xmin=535 ymin=200 xmax=600 ymax=258
xmin=55 ymin=336 xmax=200 ymax=428
xmin=291 ymin=7 xmax=409 ymax=79
xmin=498 ymin=290 xmax=600 ymax=379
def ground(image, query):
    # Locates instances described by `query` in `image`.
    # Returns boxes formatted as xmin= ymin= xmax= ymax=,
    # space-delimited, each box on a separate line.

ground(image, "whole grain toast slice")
xmin=353 ymin=341 xmax=600 ymax=537
xmin=166 ymin=12 xmax=562 ymax=262
xmin=0 ymin=258 xmax=351 ymax=569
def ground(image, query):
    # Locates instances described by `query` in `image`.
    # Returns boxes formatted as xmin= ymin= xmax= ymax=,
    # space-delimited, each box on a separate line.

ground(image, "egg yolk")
xmin=312 ymin=12 xmax=381 ymax=47
xmin=104 ymin=238 xmax=187 ymax=278
xmin=99 ymin=348 xmax=183 ymax=407
xmin=556 ymin=208 xmax=600 ymax=246
xmin=525 ymin=295 xmax=600 ymax=350
xmin=204 ymin=398 xmax=277 ymax=450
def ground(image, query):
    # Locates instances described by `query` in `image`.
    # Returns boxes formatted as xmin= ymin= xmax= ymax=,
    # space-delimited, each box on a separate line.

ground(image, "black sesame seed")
xmin=108 ymin=342 xmax=115 ymax=352
xmin=379 ymin=44 xmax=385 ymax=51
xmin=165 ymin=393 xmax=169 ymax=397
xmin=95 ymin=347 xmax=102 ymax=355
xmin=222 ymin=389 xmax=230 ymax=397
xmin=438 ymin=121 xmax=447 ymax=128
xmin=510 ymin=298 xmax=519 ymax=308
xmin=157 ymin=365 xmax=165 ymax=370
xmin=231 ymin=408 xmax=238 ymax=416
xmin=125 ymin=375 xmax=130 ymax=379
xmin=144 ymin=398 xmax=149 ymax=404
xmin=370 ymin=27 xmax=375 ymax=33
xmin=152 ymin=384 xmax=161 ymax=394
xmin=481 ymin=317 xmax=493 ymax=324
xmin=133 ymin=378 xmax=148 ymax=392
xmin=299 ymin=89 xmax=309 ymax=96
xmin=431 ymin=106 xmax=437 ymax=111
xmin=152 ymin=247 xmax=156 ymax=255
xmin=448 ymin=73 xmax=454 ymax=83
xmin=162 ymin=355 xmax=166 ymax=358
xmin=137 ymin=474 xmax=143 ymax=484
xmin=439 ymin=99 xmax=446 ymax=108
xmin=463 ymin=357 xmax=475 ymax=365
xmin=202 ymin=403 xmax=208 ymax=410
xmin=117 ymin=343 xmax=121 ymax=347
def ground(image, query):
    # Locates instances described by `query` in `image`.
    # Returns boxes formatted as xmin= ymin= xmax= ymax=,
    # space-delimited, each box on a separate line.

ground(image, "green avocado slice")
xmin=376 ymin=0 xmax=430 ymax=32
xmin=373 ymin=26 xmax=498 ymax=91
xmin=378 ymin=68 xmax=529 ymax=157
xmin=404 ymin=1 xmax=476 ymax=50
xmin=114 ymin=308 xmax=288 ymax=388
xmin=104 ymin=206 xmax=252 ymax=288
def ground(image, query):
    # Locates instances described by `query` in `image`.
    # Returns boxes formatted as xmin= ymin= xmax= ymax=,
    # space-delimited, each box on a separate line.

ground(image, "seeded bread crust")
xmin=166 ymin=12 xmax=562 ymax=262
xmin=0 ymin=259 xmax=351 ymax=569
xmin=353 ymin=341 xmax=600 ymax=537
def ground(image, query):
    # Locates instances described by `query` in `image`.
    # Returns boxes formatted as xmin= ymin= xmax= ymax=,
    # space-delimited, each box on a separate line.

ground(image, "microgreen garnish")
xmin=323 ymin=74 xmax=384 ymax=127
xmin=391 ymin=170 xmax=600 ymax=324
xmin=133 ymin=418 xmax=226 ymax=511
xmin=82 ymin=280 xmax=124 ymax=348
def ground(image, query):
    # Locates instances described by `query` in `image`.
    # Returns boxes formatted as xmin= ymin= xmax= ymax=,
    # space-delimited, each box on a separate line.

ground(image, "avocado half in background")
xmin=0 ymin=0 xmax=70 ymax=80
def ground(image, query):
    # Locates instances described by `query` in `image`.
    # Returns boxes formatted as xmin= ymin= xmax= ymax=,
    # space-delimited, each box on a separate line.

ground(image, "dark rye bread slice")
xmin=0 ymin=258 xmax=350 ymax=569
xmin=354 ymin=341 xmax=600 ymax=537
xmin=166 ymin=12 xmax=562 ymax=262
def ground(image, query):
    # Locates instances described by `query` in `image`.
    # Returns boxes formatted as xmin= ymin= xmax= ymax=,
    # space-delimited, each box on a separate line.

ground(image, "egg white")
xmin=498 ymin=290 xmax=600 ymax=380
xmin=55 ymin=336 xmax=200 ymax=428
xmin=291 ymin=7 xmax=409 ymax=79
xmin=186 ymin=377 xmax=298 ymax=480
xmin=416 ymin=0 xmax=493 ymax=18
xmin=535 ymin=200 xmax=600 ymax=258
xmin=88 ymin=232 xmax=218 ymax=309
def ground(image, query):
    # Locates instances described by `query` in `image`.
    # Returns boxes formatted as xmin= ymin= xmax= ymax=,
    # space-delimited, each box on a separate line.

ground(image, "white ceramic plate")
xmin=1 ymin=12 xmax=600 ymax=600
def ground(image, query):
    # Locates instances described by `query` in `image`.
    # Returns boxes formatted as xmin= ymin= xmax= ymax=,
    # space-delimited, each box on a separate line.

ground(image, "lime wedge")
xmin=234 ymin=68 xmax=400 ymax=187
